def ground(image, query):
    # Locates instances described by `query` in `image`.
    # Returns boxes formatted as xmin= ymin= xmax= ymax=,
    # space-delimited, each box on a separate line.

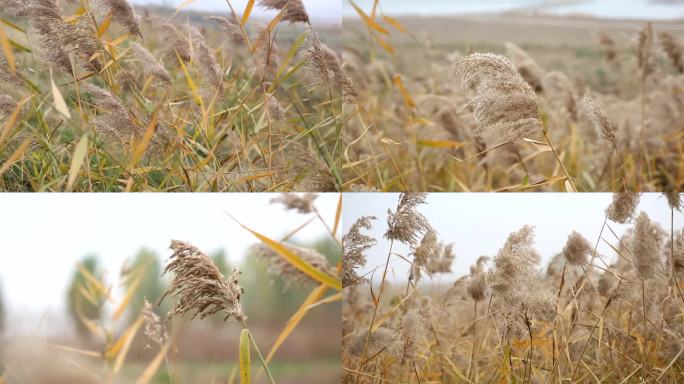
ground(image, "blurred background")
xmin=0 ymin=193 xmax=341 ymax=383
xmin=343 ymin=193 xmax=682 ymax=283
xmin=343 ymin=0 xmax=684 ymax=20
xmin=131 ymin=0 xmax=341 ymax=25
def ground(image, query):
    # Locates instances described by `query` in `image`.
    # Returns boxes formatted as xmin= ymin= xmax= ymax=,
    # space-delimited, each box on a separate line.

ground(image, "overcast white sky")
xmin=0 ymin=193 xmax=338 ymax=322
xmin=342 ymin=193 xmax=682 ymax=284
xmin=132 ymin=0 xmax=341 ymax=24
xmin=342 ymin=0 xmax=684 ymax=20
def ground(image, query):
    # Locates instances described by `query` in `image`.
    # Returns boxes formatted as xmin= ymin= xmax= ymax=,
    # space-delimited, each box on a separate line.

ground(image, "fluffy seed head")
xmin=270 ymin=193 xmax=318 ymax=214
xmin=189 ymin=27 xmax=223 ymax=98
xmin=160 ymin=240 xmax=246 ymax=324
xmin=0 ymin=95 xmax=17 ymax=117
xmin=95 ymin=0 xmax=141 ymax=37
xmin=637 ymin=22 xmax=654 ymax=78
xmin=599 ymin=32 xmax=617 ymax=63
xmin=467 ymin=256 xmax=490 ymax=302
xmin=84 ymin=84 xmax=141 ymax=140
xmin=385 ymin=193 xmax=432 ymax=247
xmin=130 ymin=42 xmax=171 ymax=86
xmin=259 ymin=0 xmax=310 ymax=24
xmin=633 ymin=211 xmax=664 ymax=279
xmin=665 ymin=192 xmax=682 ymax=211
xmin=0 ymin=55 xmax=24 ymax=86
xmin=504 ymin=42 xmax=544 ymax=92
xmin=142 ymin=298 xmax=167 ymax=348
xmin=455 ymin=53 xmax=542 ymax=145
xmin=606 ymin=193 xmax=641 ymax=224
xmin=490 ymin=225 xmax=540 ymax=298
xmin=582 ymin=95 xmax=616 ymax=147
xmin=342 ymin=216 xmax=376 ymax=287
xmin=347 ymin=327 xmax=398 ymax=358
xmin=254 ymin=24 xmax=280 ymax=81
xmin=562 ymin=231 xmax=593 ymax=267
xmin=251 ymin=243 xmax=335 ymax=287
xmin=207 ymin=15 xmax=246 ymax=47
xmin=659 ymin=32 xmax=684 ymax=73
xmin=400 ymin=310 xmax=425 ymax=362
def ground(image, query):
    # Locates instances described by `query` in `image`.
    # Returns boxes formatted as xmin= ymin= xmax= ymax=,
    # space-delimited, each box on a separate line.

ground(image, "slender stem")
xmin=543 ymin=129 xmax=576 ymax=191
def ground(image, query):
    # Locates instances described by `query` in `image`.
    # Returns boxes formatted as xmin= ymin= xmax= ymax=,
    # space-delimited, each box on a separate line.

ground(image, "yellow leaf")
xmin=66 ymin=134 xmax=88 ymax=191
xmin=131 ymin=111 xmax=158 ymax=167
xmin=241 ymin=0 xmax=255 ymax=26
xmin=348 ymin=0 xmax=388 ymax=35
xmin=565 ymin=178 xmax=576 ymax=192
xmin=50 ymin=70 xmax=71 ymax=119
xmin=267 ymin=10 xmax=285 ymax=33
xmin=0 ymin=137 xmax=31 ymax=178
xmin=113 ymin=272 xmax=143 ymax=320
xmin=0 ymin=96 xmax=27 ymax=150
xmin=383 ymin=15 xmax=406 ymax=32
xmin=231 ymin=216 xmax=342 ymax=291
xmin=97 ymin=12 xmax=113 ymax=37
xmin=393 ymin=75 xmax=415 ymax=108
xmin=76 ymin=262 xmax=107 ymax=297
xmin=370 ymin=0 xmax=379 ymax=19
xmin=178 ymin=52 xmax=202 ymax=105
xmin=332 ymin=193 xmax=342 ymax=237
xmin=521 ymin=137 xmax=552 ymax=152
xmin=135 ymin=341 xmax=170 ymax=384
xmin=416 ymin=139 xmax=464 ymax=149
xmin=171 ymin=0 xmax=197 ymax=18
xmin=0 ymin=23 xmax=16 ymax=74
xmin=373 ymin=33 xmax=394 ymax=54
xmin=265 ymin=284 xmax=327 ymax=363
xmin=110 ymin=316 xmax=143 ymax=371
xmin=239 ymin=329 xmax=251 ymax=384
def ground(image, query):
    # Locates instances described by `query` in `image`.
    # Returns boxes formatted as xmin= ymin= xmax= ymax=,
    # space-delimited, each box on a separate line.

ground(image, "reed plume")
xmin=270 ymin=192 xmax=318 ymax=213
xmin=130 ymin=42 xmax=171 ymax=86
xmin=385 ymin=193 xmax=432 ymax=247
xmin=659 ymin=32 xmax=684 ymax=73
xmin=307 ymin=31 xmax=356 ymax=103
xmin=562 ymin=231 xmax=592 ymax=267
xmin=467 ymin=256 xmax=489 ymax=302
xmin=342 ymin=216 xmax=377 ymax=288
xmin=95 ymin=0 xmax=141 ymax=37
xmin=606 ymin=192 xmax=640 ymax=224
xmin=22 ymin=0 xmax=73 ymax=72
xmin=599 ymin=32 xmax=617 ymax=63
xmin=250 ymin=243 xmax=336 ymax=287
xmin=633 ymin=211 xmax=664 ymax=279
xmin=490 ymin=225 xmax=540 ymax=297
xmin=259 ymin=0 xmax=310 ymax=24
xmin=455 ymin=53 xmax=541 ymax=144
xmin=254 ymin=24 xmax=280 ymax=81
xmin=0 ymin=94 xmax=16 ymax=117
xmin=207 ymin=15 xmax=246 ymax=47
xmin=160 ymin=240 xmax=246 ymax=324
xmin=347 ymin=327 xmax=398 ymax=358
xmin=636 ymin=22 xmax=654 ymax=78
xmin=0 ymin=55 xmax=24 ymax=86
xmin=142 ymin=298 xmax=167 ymax=348
xmin=665 ymin=192 xmax=682 ymax=211
xmin=84 ymin=84 xmax=141 ymax=140
xmin=189 ymin=27 xmax=223 ymax=97
xmin=504 ymin=42 xmax=544 ymax=92
xmin=582 ymin=95 xmax=616 ymax=147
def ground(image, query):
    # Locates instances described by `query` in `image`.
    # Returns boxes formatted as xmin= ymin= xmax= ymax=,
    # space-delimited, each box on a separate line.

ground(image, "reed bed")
xmin=342 ymin=192 xmax=684 ymax=383
xmin=0 ymin=0 xmax=346 ymax=191
xmin=342 ymin=1 xmax=684 ymax=192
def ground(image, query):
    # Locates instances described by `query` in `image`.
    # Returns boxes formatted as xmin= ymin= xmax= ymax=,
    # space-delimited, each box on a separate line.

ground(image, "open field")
xmin=342 ymin=10 xmax=684 ymax=191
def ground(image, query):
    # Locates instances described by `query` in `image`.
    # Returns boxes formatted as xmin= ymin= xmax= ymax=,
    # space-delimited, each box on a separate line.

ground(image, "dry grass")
xmin=342 ymin=2 xmax=684 ymax=192
xmin=0 ymin=1 xmax=344 ymax=191
xmin=342 ymin=192 xmax=684 ymax=383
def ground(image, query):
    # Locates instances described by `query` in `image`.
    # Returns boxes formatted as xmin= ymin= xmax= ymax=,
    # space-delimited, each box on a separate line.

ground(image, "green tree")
xmin=67 ymin=254 xmax=105 ymax=337
xmin=211 ymin=249 xmax=230 ymax=276
xmin=124 ymin=248 xmax=166 ymax=322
